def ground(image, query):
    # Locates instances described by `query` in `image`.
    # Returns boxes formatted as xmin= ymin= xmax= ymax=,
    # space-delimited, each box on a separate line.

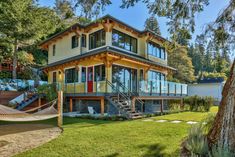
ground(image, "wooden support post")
xmin=69 ymin=98 xmax=73 ymax=112
xmin=38 ymin=97 xmax=41 ymax=107
xmin=160 ymin=99 xmax=163 ymax=114
xmin=101 ymin=97 xmax=104 ymax=115
xmin=57 ymin=90 xmax=63 ymax=127
xmin=132 ymin=97 xmax=136 ymax=112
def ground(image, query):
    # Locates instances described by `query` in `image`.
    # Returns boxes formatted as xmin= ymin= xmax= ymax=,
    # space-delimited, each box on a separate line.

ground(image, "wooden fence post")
xmin=58 ymin=90 xmax=63 ymax=127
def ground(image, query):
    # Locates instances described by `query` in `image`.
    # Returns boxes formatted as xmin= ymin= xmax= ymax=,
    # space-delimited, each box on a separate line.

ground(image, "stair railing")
xmin=106 ymin=79 xmax=130 ymax=103
xmin=112 ymin=78 xmax=144 ymax=110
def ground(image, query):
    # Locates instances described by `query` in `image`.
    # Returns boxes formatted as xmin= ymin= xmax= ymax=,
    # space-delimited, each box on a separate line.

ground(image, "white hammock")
xmin=0 ymin=99 xmax=58 ymax=122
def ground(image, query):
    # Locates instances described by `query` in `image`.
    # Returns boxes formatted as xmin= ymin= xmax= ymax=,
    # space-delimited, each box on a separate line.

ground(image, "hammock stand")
xmin=0 ymin=91 xmax=63 ymax=127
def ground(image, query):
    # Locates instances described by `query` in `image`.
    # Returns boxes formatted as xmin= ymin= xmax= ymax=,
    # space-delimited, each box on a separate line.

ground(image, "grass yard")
xmin=153 ymin=106 xmax=218 ymax=122
xmin=5 ymin=106 xmax=218 ymax=157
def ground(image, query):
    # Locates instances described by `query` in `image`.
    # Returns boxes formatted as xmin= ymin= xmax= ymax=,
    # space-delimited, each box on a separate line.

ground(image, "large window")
xmin=89 ymin=30 xmax=105 ymax=49
xmin=81 ymin=67 xmax=86 ymax=82
xmin=112 ymin=29 xmax=137 ymax=53
xmin=148 ymin=70 xmax=165 ymax=82
xmin=94 ymin=64 xmax=105 ymax=81
xmin=71 ymin=35 xmax=79 ymax=49
xmin=65 ymin=68 xmax=78 ymax=83
xmin=147 ymin=42 xmax=166 ymax=60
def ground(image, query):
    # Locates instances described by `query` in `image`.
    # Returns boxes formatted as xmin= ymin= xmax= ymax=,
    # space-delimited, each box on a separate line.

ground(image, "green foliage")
xmin=0 ymin=71 xmax=12 ymax=79
xmin=166 ymin=45 xmax=195 ymax=83
xmin=201 ymin=113 xmax=216 ymax=134
xmin=183 ymin=96 xmax=214 ymax=112
xmin=121 ymin=0 xmax=209 ymax=37
xmin=202 ymin=72 xmax=227 ymax=81
xmin=185 ymin=124 xmax=209 ymax=156
xmin=0 ymin=0 xmax=59 ymax=78
xmin=209 ymin=145 xmax=235 ymax=157
xmin=37 ymin=84 xmax=57 ymax=101
xmin=74 ymin=115 xmax=127 ymax=121
xmin=144 ymin=15 xmax=161 ymax=35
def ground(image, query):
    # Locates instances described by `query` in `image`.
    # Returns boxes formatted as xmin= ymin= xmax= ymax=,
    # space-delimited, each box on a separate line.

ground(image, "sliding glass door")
xmin=112 ymin=65 xmax=137 ymax=92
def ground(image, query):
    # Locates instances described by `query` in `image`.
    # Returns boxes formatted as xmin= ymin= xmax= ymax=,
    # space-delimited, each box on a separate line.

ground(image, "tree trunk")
xmin=12 ymin=39 xmax=18 ymax=79
xmin=207 ymin=59 xmax=235 ymax=149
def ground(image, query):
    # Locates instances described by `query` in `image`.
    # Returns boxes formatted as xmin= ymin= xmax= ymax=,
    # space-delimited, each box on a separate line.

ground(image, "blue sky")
xmin=39 ymin=0 xmax=230 ymax=42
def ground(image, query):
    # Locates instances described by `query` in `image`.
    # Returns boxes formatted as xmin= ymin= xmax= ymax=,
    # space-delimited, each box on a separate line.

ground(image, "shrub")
xmin=77 ymin=115 xmax=127 ymax=121
xmin=185 ymin=124 xmax=209 ymax=156
xmin=209 ymin=145 xmax=234 ymax=157
xmin=201 ymin=113 xmax=216 ymax=134
xmin=183 ymin=96 xmax=214 ymax=112
xmin=37 ymin=84 xmax=57 ymax=101
xmin=0 ymin=71 xmax=12 ymax=79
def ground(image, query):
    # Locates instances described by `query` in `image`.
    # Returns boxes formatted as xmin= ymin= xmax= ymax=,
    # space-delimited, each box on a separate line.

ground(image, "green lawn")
xmin=10 ymin=106 xmax=218 ymax=157
xmin=153 ymin=106 xmax=218 ymax=122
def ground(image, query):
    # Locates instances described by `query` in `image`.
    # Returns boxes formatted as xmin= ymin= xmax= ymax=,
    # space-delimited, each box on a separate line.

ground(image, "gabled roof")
xmin=39 ymin=14 xmax=168 ymax=47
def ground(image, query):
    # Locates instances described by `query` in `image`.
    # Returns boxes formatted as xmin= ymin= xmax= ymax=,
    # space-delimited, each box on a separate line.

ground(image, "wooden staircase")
xmin=15 ymin=92 xmax=39 ymax=110
xmin=105 ymin=79 xmax=143 ymax=119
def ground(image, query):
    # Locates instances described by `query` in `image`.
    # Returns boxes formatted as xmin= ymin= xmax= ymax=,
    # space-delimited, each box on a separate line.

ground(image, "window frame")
xmin=81 ymin=67 xmax=86 ymax=82
xmin=112 ymin=29 xmax=138 ymax=53
xmin=89 ymin=29 xmax=106 ymax=50
xmin=81 ymin=34 xmax=86 ymax=47
xmin=52 ymin=44 xmax=56 ymax=56
xmin=65 ymin=68 xmax=79 ymax=84
xmin=71 ymin=35 xmax=79 ymax=49
xmin=94 ymin=64 xmax=105 ymax=81
xmin=147 ymin=42 xmax=166 ymax=60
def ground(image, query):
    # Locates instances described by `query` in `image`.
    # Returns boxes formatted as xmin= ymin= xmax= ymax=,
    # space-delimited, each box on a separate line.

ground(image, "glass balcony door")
xmin=112 ymin=65 xmax=137 ymax=93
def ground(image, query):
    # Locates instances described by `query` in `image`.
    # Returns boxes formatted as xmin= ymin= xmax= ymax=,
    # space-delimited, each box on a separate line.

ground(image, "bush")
xmin=201 ymin=113 xmax=216 ymax=134
xmin=0 ymin=71 xmax=12 ymax=79
xmin=185 ymin=124 xmax=209 ymax=156
xmin=183 ymin=96 xmax=214 ymax=112
xmin=209 ymin=145 xmax=234 ymax=157
xmin=77 ymin=115 xmax=127 ymax=121
xmin=37 ymin=84 xmax=57 ymax=101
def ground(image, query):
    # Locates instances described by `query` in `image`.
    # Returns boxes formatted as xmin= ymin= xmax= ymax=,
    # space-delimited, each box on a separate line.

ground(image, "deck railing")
xmin=139 ymin=80 xmax=187 ymax=96
xmin=62 ymin=80 xmax=188 ymax=96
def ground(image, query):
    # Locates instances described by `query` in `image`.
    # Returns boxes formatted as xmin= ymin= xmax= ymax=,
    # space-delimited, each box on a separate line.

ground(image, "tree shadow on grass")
xmin=104 ymin=152 xmax=119 ymax=157
xmin=139 ymin=143 xmax=166 ymax=157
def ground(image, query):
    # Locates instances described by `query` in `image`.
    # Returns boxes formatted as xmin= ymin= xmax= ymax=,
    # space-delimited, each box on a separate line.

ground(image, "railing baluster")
xmin=168 ymin=83 xmax=170 ymax=96
xmin=181 ymin=85 xmax=182 ymax=96
xmin=175 ymin=84 xmax=177 ymax=96
xmin=160 ymin=81 xmax=162 ymax=96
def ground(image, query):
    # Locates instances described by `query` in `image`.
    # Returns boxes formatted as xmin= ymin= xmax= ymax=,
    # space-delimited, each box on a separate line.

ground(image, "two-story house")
xmin=39 ymin=15 xmax=187 ymax=119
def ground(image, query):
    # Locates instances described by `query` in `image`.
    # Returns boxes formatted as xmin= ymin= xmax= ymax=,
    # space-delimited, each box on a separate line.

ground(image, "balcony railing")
xmin=138 ymin=80 xmax=187 ymax=96
xmin=62 ymin=79 xmax=188 ymax=96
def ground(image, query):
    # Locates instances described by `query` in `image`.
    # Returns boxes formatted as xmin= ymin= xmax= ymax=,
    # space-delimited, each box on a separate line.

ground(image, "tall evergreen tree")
xmin=165 ymin=43 xmax=195 ymax=83
xmin=0 ymin=0 xmax=59 ymax=79
xmin=144 ymin=16 xmax=161 ymax=35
